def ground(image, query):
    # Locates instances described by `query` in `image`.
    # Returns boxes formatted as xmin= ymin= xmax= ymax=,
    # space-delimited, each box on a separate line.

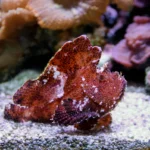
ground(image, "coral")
xmin=111 ymin=16 xmax=150 ymax=68
xmin=106 ymin=9 xmax=129 ymax=42
xmin=0 ymin=8 xmax=35 ymax=40
xmin=26 ymin=0 xmax=109 ymax=30
xmin=134 ymin=0 xmax=150 ymax=8
xmin=0 ymin=0 xmax=35 ymax=40
xmin=0 ymin=0 xmax=29 ymax=12
xmin=0 ymin=0 xmax=135 ymax=40
xmin=0 ymin=26 xmax=56 ymax=82
xmin=102 ymin=6 xmax=118 ymax=28
xmin=111 ymin=0 xmax=133 ymax=11
xmin=4 ymin=35 xmax=126 ymax=131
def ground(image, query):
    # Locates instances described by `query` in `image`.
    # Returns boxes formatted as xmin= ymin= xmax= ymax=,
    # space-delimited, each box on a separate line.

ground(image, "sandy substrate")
xmin=0 ymin=71 xmax=150 ymax=150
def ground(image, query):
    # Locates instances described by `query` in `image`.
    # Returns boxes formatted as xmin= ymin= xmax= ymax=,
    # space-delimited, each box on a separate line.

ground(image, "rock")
xmin=145 ymin=67 xmax=150 ymax=94
xmin=0 ymin=70 xmax=40 ymax=96
xmin=0 ymin=40 xmax=24 ymax=82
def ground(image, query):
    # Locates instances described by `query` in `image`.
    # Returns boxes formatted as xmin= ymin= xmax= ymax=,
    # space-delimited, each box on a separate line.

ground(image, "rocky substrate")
xmin=0 ymin=70 xmax=150 ymax=150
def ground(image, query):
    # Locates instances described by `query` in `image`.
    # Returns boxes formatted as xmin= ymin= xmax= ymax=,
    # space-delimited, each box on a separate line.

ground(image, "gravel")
xmin=0 ymin=70 xmax=150 ymax=150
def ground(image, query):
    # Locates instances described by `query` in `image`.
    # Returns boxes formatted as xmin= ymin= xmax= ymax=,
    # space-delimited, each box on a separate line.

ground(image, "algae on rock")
xmin=0 ymin=70 xmax=40 ymax=96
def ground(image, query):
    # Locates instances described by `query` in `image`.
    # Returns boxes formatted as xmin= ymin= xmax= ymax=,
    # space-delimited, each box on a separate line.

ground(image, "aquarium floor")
xmin=0 ymin=71 xmax=150 ymax=150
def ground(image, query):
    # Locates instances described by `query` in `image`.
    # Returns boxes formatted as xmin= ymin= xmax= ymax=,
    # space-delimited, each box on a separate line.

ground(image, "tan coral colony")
xmin=26 ymin=0 xmax=109 ymax=30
